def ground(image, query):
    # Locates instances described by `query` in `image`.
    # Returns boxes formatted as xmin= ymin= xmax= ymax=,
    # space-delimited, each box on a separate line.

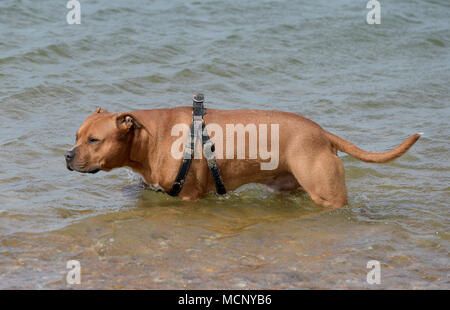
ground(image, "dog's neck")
xmin=126 ymin=127 xmax=157 ymax=185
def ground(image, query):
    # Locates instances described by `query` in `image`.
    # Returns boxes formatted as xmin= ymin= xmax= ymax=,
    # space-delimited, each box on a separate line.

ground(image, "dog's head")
xmin=65 ymin=107 xmax=143 ymax=174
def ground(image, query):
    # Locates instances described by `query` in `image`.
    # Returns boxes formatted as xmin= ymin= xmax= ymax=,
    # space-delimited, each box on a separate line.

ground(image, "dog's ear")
xmin=96 ymin=107 xmax=107 ymax=113
xmin=116 ymin=113 xmax=143 ymax=131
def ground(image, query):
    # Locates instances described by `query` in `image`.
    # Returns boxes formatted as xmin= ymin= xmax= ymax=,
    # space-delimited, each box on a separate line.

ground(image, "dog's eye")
xmin=88 ymin=138 xmax=100 ymax=144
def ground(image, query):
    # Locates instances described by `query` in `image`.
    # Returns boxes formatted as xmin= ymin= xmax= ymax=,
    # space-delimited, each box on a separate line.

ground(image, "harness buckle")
xmin=193 ymin=93 xmax=206 ymax=116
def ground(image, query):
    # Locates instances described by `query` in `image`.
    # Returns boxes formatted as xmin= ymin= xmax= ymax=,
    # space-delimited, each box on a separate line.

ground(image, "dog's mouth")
xmin=66 ymin=163 xmax=100 ymax=174
xmin=86 ymin=167 xmax=100 ymax=174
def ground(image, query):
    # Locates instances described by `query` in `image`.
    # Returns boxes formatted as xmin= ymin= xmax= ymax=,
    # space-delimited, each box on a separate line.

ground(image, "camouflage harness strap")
xmin=168 ymin=94 xmax=226 ymax=197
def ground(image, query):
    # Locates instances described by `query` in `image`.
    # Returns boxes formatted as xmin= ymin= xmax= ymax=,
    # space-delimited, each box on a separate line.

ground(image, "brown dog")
xmin=65 ymin=107 xmax=420 ymax=208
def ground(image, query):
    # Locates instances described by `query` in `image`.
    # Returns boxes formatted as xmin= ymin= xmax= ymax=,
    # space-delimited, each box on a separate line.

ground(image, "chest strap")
xmin=168 ymin=94 xmax=226 ymax=197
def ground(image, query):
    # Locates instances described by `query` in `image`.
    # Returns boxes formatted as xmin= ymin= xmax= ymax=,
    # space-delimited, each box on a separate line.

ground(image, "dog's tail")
xmin=325 ymin=131 xmax=421 ymax=163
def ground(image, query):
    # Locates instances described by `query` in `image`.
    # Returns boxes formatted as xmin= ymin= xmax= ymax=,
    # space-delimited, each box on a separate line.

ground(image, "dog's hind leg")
xmin=288 ymin=152 xmax=348 ymax=209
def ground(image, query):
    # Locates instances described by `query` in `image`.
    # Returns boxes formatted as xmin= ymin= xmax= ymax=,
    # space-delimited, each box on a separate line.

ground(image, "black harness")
xmin=168 ymin=94 xmax=226 ymax=197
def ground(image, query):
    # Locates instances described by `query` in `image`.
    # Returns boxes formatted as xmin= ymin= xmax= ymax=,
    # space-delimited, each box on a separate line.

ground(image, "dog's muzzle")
xmin=65 ymin=150 xmax=99 ymax=173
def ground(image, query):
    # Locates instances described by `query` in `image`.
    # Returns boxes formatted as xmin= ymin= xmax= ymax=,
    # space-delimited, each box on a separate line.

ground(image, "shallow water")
xmin=0 ymin=0 xmax=449 ymax=289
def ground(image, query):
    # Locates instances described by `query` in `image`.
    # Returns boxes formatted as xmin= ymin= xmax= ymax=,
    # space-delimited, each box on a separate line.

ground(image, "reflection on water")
xmin=0 ymin=0 xmax=449 ymax=289
xmin=0 ymin=183 xmax=447 ymax=289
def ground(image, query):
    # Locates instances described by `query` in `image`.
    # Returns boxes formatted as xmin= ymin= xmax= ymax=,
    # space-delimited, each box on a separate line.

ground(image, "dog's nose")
xmin=65 ymin=150 xmax=75 ymax=161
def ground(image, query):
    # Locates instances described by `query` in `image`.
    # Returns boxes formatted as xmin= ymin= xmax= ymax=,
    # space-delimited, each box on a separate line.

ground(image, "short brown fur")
xmin=66 ymin=107 xmax=420 ymax=208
